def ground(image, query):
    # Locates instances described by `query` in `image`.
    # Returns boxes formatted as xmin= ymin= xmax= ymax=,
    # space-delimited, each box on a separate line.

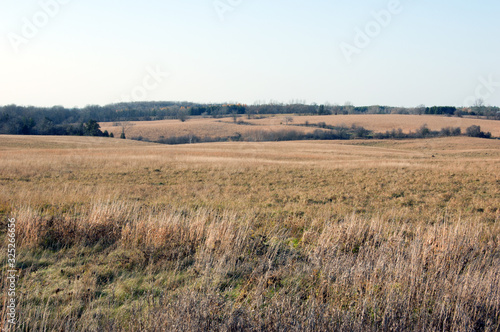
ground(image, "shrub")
xmin=466 ymin=125 xmax=492 ymax=138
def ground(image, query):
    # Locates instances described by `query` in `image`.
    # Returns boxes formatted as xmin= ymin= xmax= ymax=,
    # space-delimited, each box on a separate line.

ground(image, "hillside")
xmin=100 ymin=114 xmax=500 ymax=142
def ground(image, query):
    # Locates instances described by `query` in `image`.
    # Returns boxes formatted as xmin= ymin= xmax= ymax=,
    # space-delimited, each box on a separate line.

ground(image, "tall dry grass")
xmin=4 ymin=205 xmax=500 ymax=331
xmin=0 ymin=135 xmax=499 ymax=331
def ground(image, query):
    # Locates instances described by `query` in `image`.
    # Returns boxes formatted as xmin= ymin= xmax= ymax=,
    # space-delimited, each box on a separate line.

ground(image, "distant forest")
xmin=0 ymin=101 xmax=499 ymax=136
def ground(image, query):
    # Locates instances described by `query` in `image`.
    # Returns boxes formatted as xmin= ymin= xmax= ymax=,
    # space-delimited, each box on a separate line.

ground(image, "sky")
xmin=1 ymin=0 xmax=499 ymax=108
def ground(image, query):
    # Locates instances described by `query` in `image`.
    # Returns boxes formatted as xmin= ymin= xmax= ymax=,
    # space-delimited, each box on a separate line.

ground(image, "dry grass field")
xmin=248 ymin=114 xmax=500 ymax=136
xmin=100 ymin=114 xmax=500 ymax=142
xmin=100 ymin=117 xmax=322 ymax=142
xmin=0 ymin=135 xmax=499 ymax=331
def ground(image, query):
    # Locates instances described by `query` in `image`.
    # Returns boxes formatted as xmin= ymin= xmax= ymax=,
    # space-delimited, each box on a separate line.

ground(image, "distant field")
xmin=0 ymin=135 xmax=499 ymax=330
xmin=249 ymin=114 xmax=500 ymax=135
xmin=100 ymin=117 xmax=323 ymax=141
xmin=100 ymin=114 xmax=500 ymax=141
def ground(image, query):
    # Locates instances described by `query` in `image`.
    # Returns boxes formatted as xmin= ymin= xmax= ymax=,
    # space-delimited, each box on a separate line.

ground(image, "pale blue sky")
xmin=1 ymin=0 xmax=499 ymax=108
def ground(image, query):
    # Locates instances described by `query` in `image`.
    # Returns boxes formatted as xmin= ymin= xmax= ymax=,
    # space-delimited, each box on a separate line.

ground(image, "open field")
xmin=248 ymin=114 xmax=500 ymax=136
xmin=0 ymin=135 xmax=499 ymax=331
xmin=100 ymin=114 xmax=500 ymax=142
xmin=100 ymin=117 xmax=323 ymax=141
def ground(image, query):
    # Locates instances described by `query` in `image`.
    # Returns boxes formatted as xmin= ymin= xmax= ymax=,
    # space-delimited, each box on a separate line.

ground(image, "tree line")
xmin=0 ymin=102 xmax=498 ymax=136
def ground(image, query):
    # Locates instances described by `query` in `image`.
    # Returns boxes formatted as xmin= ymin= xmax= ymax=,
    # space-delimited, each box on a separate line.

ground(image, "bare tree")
xmin=284 ymin=116 xmax=294 ymax=126
xmin=368 ymin=106 xmax=381 ymax=114
xmin=344 ymin=101 xmax=354 ymax=114
xmin=117 ymin=122 xmax=134 ymax=139
xmin=177 ymin=108 xmax=190 ymax=122
xmin=415 ymin=104 xmax=426 ymax=115
xmin=473 ymin=98 xmax=484 ymax=108
xmin=232 ymin=112 xmax=239 ymax=123
xmin=332 ymin=103 xmax=341 ymax=115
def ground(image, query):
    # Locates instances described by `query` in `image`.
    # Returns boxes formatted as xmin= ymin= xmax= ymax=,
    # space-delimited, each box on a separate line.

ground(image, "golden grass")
xmin=99 ymin=117 xmax=321 ymax=141
xmin=0 ymin=135 xmax=499 ymax=331
xmin=99 ymin=114 xmax=500 ymax=141
xmin=248 ymin=114 xmax=500 ymax=136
